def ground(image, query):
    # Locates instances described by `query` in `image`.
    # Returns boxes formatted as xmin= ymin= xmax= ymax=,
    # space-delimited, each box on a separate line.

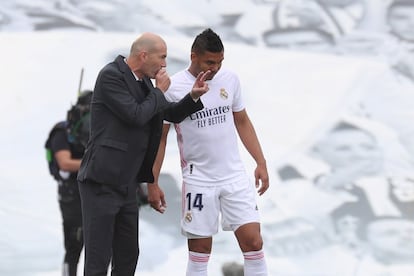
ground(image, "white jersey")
xmin=165 ymin=68 xmax=247 ymax=186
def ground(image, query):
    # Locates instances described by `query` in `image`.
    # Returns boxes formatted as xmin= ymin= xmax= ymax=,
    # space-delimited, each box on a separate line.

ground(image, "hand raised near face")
xmin=190 ymin=70 xmax=211 ymax=100
xmin=155 ymin=67 xmax=171 ymax=93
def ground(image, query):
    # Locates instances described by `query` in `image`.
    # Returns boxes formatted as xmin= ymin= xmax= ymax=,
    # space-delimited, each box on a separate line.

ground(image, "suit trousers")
xmin=78 ymin=180 xmax=139 ymax=276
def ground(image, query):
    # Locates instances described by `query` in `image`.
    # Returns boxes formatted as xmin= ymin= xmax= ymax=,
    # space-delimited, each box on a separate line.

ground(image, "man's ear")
xmin=139 ymin=51 xmax=148 ymax=61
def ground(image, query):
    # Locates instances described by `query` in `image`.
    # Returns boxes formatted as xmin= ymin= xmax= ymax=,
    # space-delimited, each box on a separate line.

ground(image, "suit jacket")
xmin=77 ymin=55 xmax=203 ymax=189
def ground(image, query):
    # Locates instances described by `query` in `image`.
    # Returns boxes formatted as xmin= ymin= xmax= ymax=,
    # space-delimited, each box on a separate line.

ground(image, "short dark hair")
xmin=191 ymin=28 xmax=224 ymax=55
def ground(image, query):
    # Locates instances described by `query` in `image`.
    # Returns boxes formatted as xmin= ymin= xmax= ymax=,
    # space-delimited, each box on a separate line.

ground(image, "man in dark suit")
xmin=77 ymin=32 xmax=210 ymax=276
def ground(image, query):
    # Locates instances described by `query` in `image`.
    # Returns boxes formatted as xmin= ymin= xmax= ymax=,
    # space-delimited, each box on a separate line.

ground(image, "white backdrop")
xmin=1 ymin=0 xmax=414 ymax=275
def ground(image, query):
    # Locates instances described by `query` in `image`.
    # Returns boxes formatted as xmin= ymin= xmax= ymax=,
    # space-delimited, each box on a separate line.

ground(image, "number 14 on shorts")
xmin=184 ymin=193 xmax=204 ymax=223
xmin=186 ymin=193 xmax=204 ymax=211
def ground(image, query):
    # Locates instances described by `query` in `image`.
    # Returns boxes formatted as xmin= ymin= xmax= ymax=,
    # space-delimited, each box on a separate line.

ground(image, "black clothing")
xmin=77 ymin=55 xmax=204 ymax=275
xmin=77 ymin=56 xmax=203 ymax=189
xmin=49 ymin=126 xmax=85 ymax=276
xmin=79 ymin=180 xmax=139 ymax=276
xmin=60 ymin=188 xmax=83 ymax=276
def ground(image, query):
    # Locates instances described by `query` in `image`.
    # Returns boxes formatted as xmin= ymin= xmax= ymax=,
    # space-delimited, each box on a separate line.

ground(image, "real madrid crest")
xmin=185 ymin=211 xmax=193 ymax=223
xmin=220 ymin=88 xmax=228 ymax=99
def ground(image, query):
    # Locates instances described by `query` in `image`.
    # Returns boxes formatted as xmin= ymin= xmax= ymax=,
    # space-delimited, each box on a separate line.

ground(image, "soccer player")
xmin=148 ymin=28 xmax=269 ymax=276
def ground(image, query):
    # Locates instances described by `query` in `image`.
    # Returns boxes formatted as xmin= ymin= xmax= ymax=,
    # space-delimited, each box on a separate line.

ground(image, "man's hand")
xmin=147 ymin=183 xmax=167 ymax=213
xmin=255 ymin=162 xmax=269 ymax=196
xmin=155 ymin=67 xmax=171 ymax=92
xmin=190 ymin=70 xmax=210 ymax=100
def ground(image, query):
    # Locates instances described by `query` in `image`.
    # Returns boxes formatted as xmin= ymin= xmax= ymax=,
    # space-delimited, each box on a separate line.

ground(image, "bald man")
xmin=77 ymin=32 xmax=210 ymax=276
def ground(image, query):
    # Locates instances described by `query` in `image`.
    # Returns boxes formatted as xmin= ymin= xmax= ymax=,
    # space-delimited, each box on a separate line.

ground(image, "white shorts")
xmin=181 ymin=178 xmax=261 ymax=238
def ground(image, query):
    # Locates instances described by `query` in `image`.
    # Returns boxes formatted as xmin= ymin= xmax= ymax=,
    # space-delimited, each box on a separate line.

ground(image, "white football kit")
xmin=165 ymin=68 xmax=260 ymax=237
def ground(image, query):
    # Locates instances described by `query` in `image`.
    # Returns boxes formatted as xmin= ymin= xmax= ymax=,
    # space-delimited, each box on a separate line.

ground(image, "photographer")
xmin=45 ymin=90 xmax=92 ymax=276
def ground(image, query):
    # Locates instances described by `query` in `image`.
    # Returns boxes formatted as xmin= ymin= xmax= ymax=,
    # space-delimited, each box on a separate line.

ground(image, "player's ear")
xmin=190 ymin=52 xmax=197 ymax=62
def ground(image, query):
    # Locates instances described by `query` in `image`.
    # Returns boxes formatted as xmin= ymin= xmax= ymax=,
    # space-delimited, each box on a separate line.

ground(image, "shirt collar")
xmin=124 ymin=58 xmax=141 ymax=82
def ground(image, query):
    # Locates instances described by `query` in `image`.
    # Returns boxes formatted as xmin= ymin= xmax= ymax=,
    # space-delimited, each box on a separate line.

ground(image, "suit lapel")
xmin=142 ymin=77 xmax=154 ymax=92
xmin=115 ymin=55 xmax=146 ymax=102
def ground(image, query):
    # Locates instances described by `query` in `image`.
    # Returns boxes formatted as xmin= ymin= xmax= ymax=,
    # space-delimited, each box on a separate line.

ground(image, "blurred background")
xmin=1 ymin=0 xmax=413 ymax=275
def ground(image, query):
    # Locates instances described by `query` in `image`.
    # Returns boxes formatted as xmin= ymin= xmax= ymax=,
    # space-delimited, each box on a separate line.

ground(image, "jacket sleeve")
xmin=96 ymin=67 xmax=170 ymax=127
xmin=163 ymin=93 xmax=204 ymax=123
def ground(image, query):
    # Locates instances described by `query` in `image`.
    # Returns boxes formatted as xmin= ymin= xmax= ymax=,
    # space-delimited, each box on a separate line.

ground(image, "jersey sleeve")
xmin=49 ymin=129 xmax=70 ymax=153
xmin=231 ymin=73 xmax=245 ymax=112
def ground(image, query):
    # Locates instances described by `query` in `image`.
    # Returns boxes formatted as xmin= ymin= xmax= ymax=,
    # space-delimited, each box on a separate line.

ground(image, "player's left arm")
xmin=233 ymin=109 xmax=269 ymax=195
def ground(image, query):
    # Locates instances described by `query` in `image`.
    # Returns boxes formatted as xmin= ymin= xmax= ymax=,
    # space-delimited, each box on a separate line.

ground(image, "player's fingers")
xmin=259 ymin=186 xmax=266 ymax=196
xmin=195 ymin=71 xmax=205 ymax=83
xmin=200 ymin=70 xmax=211 ymax=82
xmin=256 ymin=176 xmax=269 ymax=195
xmin=261 ymin=181 xmax=270 ymax=195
